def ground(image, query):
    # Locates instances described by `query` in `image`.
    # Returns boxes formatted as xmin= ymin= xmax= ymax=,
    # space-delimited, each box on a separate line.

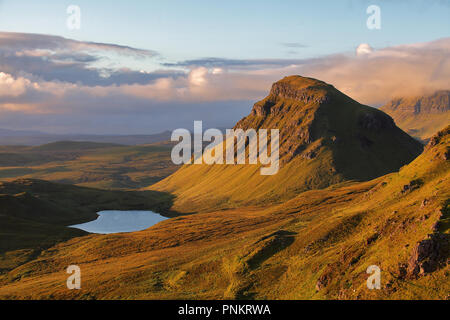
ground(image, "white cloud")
xmin=356 ymin=43 xmax=374 ymax=56
xmin=0 ymin=72 xmax=33 ymax=97
xmin=211 ymin=68 xmax=224 ymax=75
xmin=189 ymin=67 xmax=208 ymax=86
xmin=1 ymin=34 xmax=449 ymax=134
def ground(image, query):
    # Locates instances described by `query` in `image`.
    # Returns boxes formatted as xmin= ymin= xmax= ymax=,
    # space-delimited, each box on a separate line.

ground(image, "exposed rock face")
xmin=315 ymin=271 xmax=332 ymax=291
xmin=252 ymin=99 xmax=275 ymax=117
xmin=380 ymin=90 xmax=450 ymax=140
xmin=384 ymin=90 xmax=450 ymax=115
xmin=250 ymin=77 xmax=332 ymax=118
xmin=270 ymin=80 xmax=331 ymax=104
xmin=427 ymin=125 xmax=450 ymax=149
xmin=401 ymin=179 xmax=422 ymax=194
xmin=407 ymin=233 xmax=447 ymax=278
xmin=425 ymin=125 xmax=450 ymax=161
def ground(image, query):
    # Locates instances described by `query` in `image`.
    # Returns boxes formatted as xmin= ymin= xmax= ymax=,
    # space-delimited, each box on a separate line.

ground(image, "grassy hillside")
xmin=380 ymin=90 xmax=450 ymax=141
xmin=152 ymin=76 xmax=422 ymax=213
xmin=0 ymin=141 xmax=179 ymax=190
xmin=0 ymin=126 xmax=447 ymax=300
xmin=0 ymin=179 xmax=174 ymax=273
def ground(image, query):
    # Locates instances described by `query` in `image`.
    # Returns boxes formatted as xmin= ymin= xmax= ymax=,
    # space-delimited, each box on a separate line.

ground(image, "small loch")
xmin=70 ymin=210 xmax=168 ymax=234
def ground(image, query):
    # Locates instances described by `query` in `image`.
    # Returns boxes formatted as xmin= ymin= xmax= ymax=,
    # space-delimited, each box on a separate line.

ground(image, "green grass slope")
xmin=152 ymin=76 xmax=423 ymax=213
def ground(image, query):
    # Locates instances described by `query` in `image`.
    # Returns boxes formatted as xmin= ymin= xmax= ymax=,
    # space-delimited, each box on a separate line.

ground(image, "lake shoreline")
xmin=69 ymin=210 xmax=169 ymax=234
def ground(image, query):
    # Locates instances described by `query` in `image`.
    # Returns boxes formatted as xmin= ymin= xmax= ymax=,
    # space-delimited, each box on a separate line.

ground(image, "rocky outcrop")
xmin=269 ymin=81 xmax=331 ymax=105
xmin=427 ymin=125 xmax=450 ymax=149
xmin=407 ymin=233 xmax=447 ymax=278
xmin=315 ymin=270 xmax=332 ymax=291
xmin=401 ymin=179 xmax=423 ymax=194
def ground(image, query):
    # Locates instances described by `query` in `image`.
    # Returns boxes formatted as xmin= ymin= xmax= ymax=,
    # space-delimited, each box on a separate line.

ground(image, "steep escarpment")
xmin=380 ymin=90 xmax=450 ymax=140
xmin=152 ymin=76 xmax=422 ymax=212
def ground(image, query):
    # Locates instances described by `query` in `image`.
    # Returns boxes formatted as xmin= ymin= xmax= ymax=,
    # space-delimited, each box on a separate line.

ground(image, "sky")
xmin=0 ymin=0 xmax=449 ymax=134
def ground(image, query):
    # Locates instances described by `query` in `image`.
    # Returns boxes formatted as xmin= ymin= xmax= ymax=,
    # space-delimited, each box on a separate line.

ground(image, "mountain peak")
xmin=271 ymin=75 xmax=332 ymax=93
xmin=239 ymin=75 xmax=413 ymax=166
xmin=250 ymin=75 xmax=337 ymax=118
xmin=270 ymin=75 xmax=334 ymax=101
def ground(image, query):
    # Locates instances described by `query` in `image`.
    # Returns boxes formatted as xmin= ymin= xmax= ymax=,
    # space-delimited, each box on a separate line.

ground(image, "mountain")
xmin=152 ymin=76 xmax=423 ymax=212
xmin=1 ymin=126 xmax=447 ymax=300
xmin=380 ymin=90 xmax=450 ymax=141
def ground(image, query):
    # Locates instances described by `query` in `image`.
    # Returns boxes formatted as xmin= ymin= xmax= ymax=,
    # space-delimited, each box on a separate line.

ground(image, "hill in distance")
xmin=0 ymin=131 xmax=173 ymax=146
xmin=1 ymin=126 xmax=447 ymax=300
xmin=380 ymin=90 xmax=450 ymax=141
xmin=152 ymin=76 xmax=423 ymax=212
xmin=0 ymin=141 xmax=179 ymax=190
xmin=31 ymin=141 xmax=124 ymax=152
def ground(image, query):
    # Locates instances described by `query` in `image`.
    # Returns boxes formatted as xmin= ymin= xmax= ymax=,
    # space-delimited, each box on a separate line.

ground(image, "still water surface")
xmin=70 ymin=210 xmax=168 ymax=234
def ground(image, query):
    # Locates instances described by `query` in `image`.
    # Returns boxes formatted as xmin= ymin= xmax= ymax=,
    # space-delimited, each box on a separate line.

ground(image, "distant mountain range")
xmin=0 ymin=130 xmax=172 ymax=146
xmin=152 ymin=76 xmax=423 ymax=212
xmin=380 ymin=90 xmax=450 ymax=141
xmin=0 ymin=128 xmax=48 ymax=137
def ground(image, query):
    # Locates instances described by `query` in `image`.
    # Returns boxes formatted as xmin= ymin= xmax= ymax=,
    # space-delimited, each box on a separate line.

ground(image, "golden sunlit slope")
xmin=152 ymin=76 xmax=422 ymax=213
xmin=1 ymin=126 xmax=447 ymax=300
xmin=0 ymin=178 xmax=174 ymax=272
xmin=380 ymin=90 xmax=450 ymax=141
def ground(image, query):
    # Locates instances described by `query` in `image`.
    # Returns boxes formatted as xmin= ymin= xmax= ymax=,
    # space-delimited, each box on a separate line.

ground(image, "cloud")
xmin=281 ymin=42 xmax=308 ymax=48
xmin=162 ymin=57 xmax=312 ymax=70
xmin=0 ymin=32 xmax=448 ymax=134
xmin=189 ymin=67 xmax=208 ymax=86
xmin=0 ymin=32 xmax=172 ymax=86
xmin=0 ymin=72 xmax=32 ymax=97
xmin=170 ymin=38 xmax=450 ymax=106
xmin=0 ymin=32 xmax=158 ymax=58
xmin=356 ymin=43 xmax=374 ymax=56
xmin=303 ymin=38 xmax=450 ymax=105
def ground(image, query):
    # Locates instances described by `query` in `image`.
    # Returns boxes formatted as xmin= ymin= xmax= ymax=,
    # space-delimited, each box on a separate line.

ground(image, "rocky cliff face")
xmin=251 ymin=77 xmax=332 ymax=116
xmin=380 ymin=90 xmax=450 ymax=140
xmin=383 ymin=90 xmax=450 ymax=115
